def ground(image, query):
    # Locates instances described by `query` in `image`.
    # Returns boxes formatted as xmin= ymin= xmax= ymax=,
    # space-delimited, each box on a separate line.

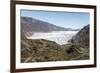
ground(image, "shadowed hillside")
xmin=69 ymin=25 xmax=89 ymax=49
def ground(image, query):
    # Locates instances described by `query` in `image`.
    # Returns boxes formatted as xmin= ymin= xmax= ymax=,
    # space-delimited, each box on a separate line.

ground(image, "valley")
xmin=21 ymin=17 xmax=89 ymax=63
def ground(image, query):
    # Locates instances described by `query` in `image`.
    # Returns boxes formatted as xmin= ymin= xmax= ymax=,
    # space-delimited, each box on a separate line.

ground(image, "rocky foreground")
xmin=21 ymin=39 xmax=89 ymax=63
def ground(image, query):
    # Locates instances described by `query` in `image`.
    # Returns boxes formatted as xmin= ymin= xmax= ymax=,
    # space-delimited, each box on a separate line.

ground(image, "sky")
xmin=21 ymin=10 xmax=90 ymax=29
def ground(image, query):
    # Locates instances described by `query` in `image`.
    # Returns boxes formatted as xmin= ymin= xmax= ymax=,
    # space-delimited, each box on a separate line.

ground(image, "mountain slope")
xmin=21 ymin=17 xmax=71 ymax=37
xmin=21 ymin=39 xmax=69 ymax=62
xmin=69 ymin=25 xmax=89 ymax=49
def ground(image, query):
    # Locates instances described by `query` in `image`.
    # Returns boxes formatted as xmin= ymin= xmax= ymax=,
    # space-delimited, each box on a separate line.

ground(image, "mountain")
xmin=21 ymin=24 xmax=90 ymax=62
xmin=21 ymin=17 xmax=78 ymax=37
xmin=69 ymin=25 xmax=89 ymax=49
xmin=21 ymin=17 xmax=90 ymax=62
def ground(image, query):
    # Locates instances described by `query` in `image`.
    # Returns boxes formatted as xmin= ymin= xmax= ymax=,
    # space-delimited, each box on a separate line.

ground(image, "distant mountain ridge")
xmin=21 ymin=17 xmax=79 ymax=37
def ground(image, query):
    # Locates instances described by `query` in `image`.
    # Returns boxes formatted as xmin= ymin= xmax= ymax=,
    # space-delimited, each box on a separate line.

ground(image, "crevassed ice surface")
xmin=27 ymin=31 xmax=78 ymax=45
